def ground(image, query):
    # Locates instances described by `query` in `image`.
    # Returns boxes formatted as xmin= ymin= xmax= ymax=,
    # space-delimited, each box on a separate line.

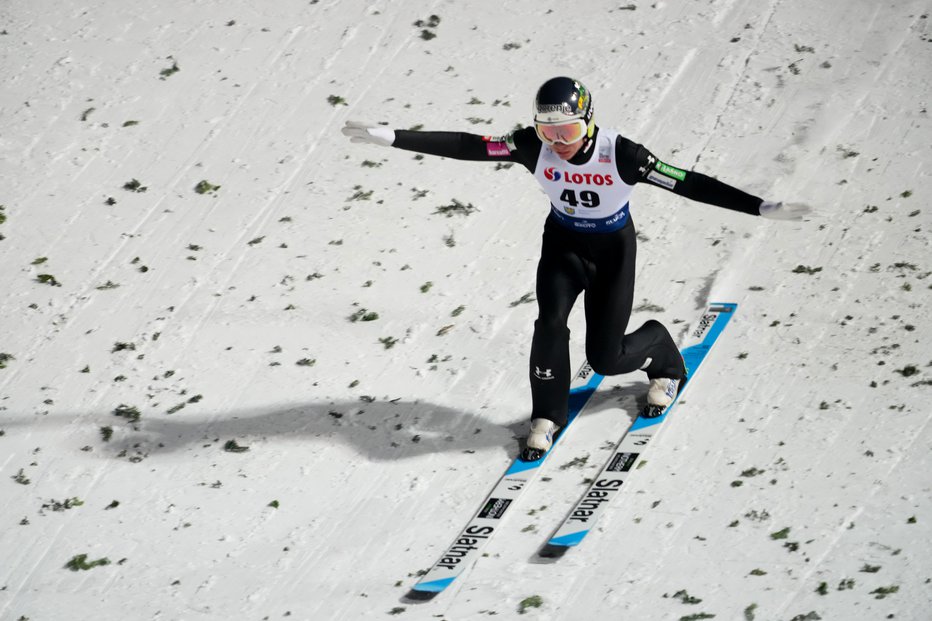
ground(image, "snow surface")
xmin=1 ymin=0 xmax=930 ymax=619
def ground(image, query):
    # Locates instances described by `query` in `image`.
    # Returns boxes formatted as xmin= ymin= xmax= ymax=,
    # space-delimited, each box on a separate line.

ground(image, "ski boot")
xmin=641 ymin=365 xmax=688 ymax=419
xmin=521 ymin=418 xmax=559 ymax=461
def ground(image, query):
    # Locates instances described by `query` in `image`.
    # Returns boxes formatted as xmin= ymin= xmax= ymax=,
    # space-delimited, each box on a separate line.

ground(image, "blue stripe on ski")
xmin=505 ymin=456 xmax=544 ymax=475
xmin=629 ymin=409 xmax=668 ymax=432
xmin=506 ymin=372 xmax=604 ymax=475
xmin=548 ymin=531 xmax=589 ymax=547
xmin=411 ymin=577 xmax=456 ymax=593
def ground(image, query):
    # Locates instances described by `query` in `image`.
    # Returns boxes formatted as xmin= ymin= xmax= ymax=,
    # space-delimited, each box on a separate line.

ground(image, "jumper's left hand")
xmin=759 ymin=201 xmax=812 ymax=221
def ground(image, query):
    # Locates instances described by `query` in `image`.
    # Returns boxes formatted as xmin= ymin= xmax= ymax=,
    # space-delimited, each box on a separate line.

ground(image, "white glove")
xmin=759 ymin=201 xmax=812 ymax=221
xmin=341 ymin=120 xmax=395 ymax=147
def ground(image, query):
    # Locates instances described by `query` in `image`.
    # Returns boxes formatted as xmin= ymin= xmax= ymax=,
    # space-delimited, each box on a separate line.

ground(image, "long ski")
xmin=539 ymin=302 xmax=738 ymax=558
xmin=407 ymin=361 xmax=604 ymax=600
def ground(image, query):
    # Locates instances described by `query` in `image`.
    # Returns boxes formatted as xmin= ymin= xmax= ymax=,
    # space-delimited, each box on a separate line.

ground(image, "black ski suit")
xmin=391 ymin=125 xmax=761 ymax=426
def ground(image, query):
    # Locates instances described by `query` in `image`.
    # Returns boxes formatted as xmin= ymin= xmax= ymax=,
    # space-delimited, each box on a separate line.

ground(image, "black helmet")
xmin=533 ymin=77 xmax=594 ymax=127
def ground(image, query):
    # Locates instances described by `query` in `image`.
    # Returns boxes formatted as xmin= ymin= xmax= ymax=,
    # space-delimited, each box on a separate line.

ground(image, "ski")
xmin=407 ymin=361 xmax=604 ymax=600
xmin=539 ymin=302 xmax=738 ymax=558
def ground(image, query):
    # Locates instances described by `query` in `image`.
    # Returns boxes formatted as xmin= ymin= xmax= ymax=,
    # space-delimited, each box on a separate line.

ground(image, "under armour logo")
xmin=639 ymin=155 xmax=657 ymax=176
xmin=534 ymin=366 xmax=554 ymax=380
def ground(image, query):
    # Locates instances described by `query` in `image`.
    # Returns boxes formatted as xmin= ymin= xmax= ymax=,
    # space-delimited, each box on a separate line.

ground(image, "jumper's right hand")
xmin=341 ymin=120 xmax=395 ymax=147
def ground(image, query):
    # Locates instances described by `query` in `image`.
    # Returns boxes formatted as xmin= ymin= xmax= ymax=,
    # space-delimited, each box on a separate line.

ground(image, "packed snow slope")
xmin=1 ymin=0 xmax=930 ymax=619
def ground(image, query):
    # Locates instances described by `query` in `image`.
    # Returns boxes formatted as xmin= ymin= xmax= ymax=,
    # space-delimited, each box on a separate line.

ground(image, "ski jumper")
xmin=391 ymin=126 xmax=761 ymax=426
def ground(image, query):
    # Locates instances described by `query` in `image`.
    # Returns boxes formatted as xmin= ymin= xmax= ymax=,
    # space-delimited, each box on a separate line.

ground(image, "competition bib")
xmin=533 ymin=129 xmax=634 ymax=232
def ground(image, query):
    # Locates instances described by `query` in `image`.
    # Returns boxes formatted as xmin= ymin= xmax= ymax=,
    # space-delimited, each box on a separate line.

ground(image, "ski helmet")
xmin=533 ymin=77 xmax=595 ymax=140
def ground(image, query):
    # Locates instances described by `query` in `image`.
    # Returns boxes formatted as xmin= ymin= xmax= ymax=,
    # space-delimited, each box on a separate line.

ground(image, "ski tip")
xmin=538 ymin=544 xmax=569 ymax=559
xmin=404 ymin=588 xmax=440 ymax=602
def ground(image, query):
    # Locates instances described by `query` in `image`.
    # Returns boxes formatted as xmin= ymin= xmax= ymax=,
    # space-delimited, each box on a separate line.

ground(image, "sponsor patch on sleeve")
xmin=655 ymin=161 xmax=687 ymax=181
xmin=482 ymin=134 xmax=512 ymax=157
xmin=647 ymin=169 xmax=676 ymax=189
xmin=486 ymin=142 xmax=510 ymax=157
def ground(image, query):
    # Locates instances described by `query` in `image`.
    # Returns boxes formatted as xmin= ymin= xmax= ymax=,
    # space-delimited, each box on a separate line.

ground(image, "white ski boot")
xmin=521 ymin=418 xmax=559 ymax=461
xmin=642 ymin=376 xmax=684 ymax=418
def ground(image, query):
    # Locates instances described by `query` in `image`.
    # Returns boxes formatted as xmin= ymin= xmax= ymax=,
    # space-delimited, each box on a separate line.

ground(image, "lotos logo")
xmin=545 ymin=169 xmax=614 ymax=186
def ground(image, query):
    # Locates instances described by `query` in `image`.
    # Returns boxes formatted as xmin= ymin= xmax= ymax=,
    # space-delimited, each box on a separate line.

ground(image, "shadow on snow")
xmin=3 ymin=386 xmax=641 ymax=463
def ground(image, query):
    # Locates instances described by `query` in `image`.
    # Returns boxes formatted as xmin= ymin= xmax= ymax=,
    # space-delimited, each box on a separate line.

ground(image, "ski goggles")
xmin=535 ymin=119 xmax=589 ymax=145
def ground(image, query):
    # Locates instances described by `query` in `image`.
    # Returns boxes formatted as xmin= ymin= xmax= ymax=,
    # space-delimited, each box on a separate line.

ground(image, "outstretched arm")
xmin=616 ymin=136 xmax=809 ymax=220
xmin=661 ymin=164 xmax=763 ymax=216
xmin=342 ymin=121 xmax=540 ymax=171
xmin=393 ymin=130 xmax=509 ymax=162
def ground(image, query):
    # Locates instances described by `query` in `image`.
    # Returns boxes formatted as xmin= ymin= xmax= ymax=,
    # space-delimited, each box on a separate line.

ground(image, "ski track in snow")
xmin=1 ymin=0 xmax=930 ymax=619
